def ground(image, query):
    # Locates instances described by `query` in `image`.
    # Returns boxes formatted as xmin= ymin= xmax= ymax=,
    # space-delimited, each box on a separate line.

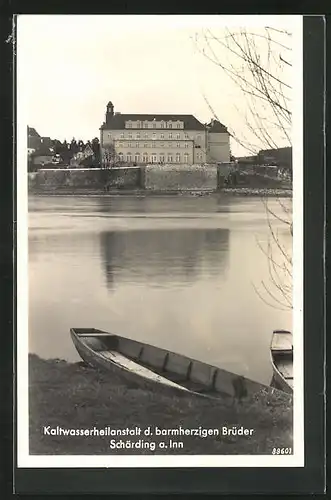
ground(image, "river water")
xmin=28 ymin=194 xmax=292 ymax=385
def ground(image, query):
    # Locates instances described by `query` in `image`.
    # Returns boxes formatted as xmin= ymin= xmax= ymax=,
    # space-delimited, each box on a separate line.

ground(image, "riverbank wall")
xmin=28 ymin=165 xmax=291 ymax=195
xmin=144 ymin=164 xmax=217 ymax=191
xmin=28 ymin=167 xmax=142 ymax=193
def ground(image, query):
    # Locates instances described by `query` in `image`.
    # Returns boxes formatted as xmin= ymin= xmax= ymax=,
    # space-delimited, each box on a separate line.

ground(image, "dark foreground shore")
xmin=29 ymin=354 xmax=293 ymax=455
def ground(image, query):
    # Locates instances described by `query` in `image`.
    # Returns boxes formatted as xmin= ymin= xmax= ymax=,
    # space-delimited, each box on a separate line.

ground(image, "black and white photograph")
xmin=16 ymin=14 xmax=304 ymax=468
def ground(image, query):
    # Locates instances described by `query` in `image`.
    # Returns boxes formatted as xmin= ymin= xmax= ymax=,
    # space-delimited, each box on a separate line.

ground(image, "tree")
xmin=70 ymin=138 xmax=79 ymax=155
xmin=28 ymin=153 xmax=37 ymax=172
xmin=194 ymin=26 xmax=293 ymax=310
xmin=101 ymin=144 xmax=116 ymax=168
xmin=51 ymin=139 xmax=63 ymax=155
xmin=91 ymin=137 xmax=102 ymax=167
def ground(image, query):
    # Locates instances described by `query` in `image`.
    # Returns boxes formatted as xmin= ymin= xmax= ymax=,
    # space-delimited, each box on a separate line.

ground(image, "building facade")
xmin=100 ymin=102 xmax=230 ymax=167
xmin=70 ymin=144 xmax=95 ymax=167
xmin=257 ymin=147 xmax=292 ymax=170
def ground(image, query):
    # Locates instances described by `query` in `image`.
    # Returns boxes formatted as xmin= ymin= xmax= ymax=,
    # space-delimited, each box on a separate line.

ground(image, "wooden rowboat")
xmin=70 ymin=327 xmax=284 ymax=401
xmin=270 ymin=329 xmax=293 ymax=394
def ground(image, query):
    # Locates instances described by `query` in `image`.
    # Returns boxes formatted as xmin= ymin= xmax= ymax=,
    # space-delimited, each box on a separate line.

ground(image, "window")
xmin=184 ymin=153 xmax=189 ymax=163
xmin=137 ymin=121 xmax=141 ymax=128
xmin=169 ymin=133 xmax=172 ymax=139
xmin=176 ymin=153 xmax=181 ymax=163
xmin=151 ymin=154 xmax=157 ymax=163
xmin=135 ymin=153 xmax=140 ymax=163
xmin=136 ymin=133 xmax=140 ymax=139
xmin=144 ymin=133 xmax=148 ymax=139
xmin=136 ymin=142 xmax=139 ymax=148
xmin=144 ymin=143 xmax=149 ymax=148
xmin=185 ymin=143 xmax=189 ymax=148
xmin=127 ymin=123 xmax=132 ymax=128
xmin=120 ymin=132 xmax=124 ymax=138
xmin=168 ymin=142 xmax=172 ymax=148
xmin=185 ymin=133 xmax=189 ymax=139
xmin=153 ymin=122 xmax=156 ymax=128
xmin=128 ymin=132 xmax=132 ymax=139
xmin=160 ymin=134 xmax=164 ymax=139
xmin=108 ymin=133 xmax=112 ymax=139
xmin=127 ymin=153 xmax=132 ymax=162
xmin=176 ymin=122 xmax=181 ymax=129
xmin=152 ymin=142 xmax=156 ymax=148
xmin=119 ymin=142 xmax=123 ymax=148
xmin=127 ymin=142 xmax=131 ymax=148
xmin=176 ymin=142 xmax=180 ymax=148
xmin=159 ymin=154 xmax=165 ymax=163
xmin=167 ymin=154 xmax=173 ymax=162
xmin=118 ymin=153 xmax=123 ymax=162
xmin=176 ymin=133 xmax=180 ymax=139
xmin=161 ymin=122 xmax=165 ymax=128
xmin=196 ymin=135 xmax=201 ymax=141
xmin=168 ymin=122 xmax=172 ymax=129
xmin=142 ymin=153 xmax=148 ymax=162
xmin=144 ymin=121 xmax=148 ymax=128
xmin=152 ymin=133 xmax=156 ymax=140
xmin=160 ymin=142 xmax=164 ymax=147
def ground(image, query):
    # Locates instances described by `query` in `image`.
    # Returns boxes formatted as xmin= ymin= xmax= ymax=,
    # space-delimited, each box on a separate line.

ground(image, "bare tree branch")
xmin=194 ymin=26 xmax=293 ymax=310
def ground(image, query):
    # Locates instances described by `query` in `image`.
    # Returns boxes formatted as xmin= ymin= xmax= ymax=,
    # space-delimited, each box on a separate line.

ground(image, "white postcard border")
xmin=16 ymin=14 xmax=304 ymax=468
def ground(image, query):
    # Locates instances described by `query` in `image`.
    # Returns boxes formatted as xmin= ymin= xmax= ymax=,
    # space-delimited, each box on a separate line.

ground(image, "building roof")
xmin=84 ymin=144 xmax=94 ymax=155
xmin=28 ymin=126 xmax=40 ymax=137
xmin=258 ymin=147 xmax=292 ymax=163
xmin=236 ymin=155 xmax=257 ymax=163
xmin=34 ymin=145 xmax=54 ymax=157
xmin=256 ymin=146 xmax=292 ymax=168
xmin=207 ymin=119 xmax=228 ymax=133
xmin=101 ymin=114 xmax=206 ymax=131
xmin=258 ymin=146 xmax=292 ymax=155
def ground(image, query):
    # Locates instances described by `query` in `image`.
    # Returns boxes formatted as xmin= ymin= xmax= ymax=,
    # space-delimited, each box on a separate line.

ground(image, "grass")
xmin=29 ymin=354 xmax=293 ymax=455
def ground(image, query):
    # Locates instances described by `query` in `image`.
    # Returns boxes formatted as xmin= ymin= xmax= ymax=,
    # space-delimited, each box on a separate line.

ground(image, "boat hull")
xmin=71 ymin=328 xmax=291 ymax=401
xmin=270 ymin=330 xmax=293 ymax=394
xmin=70 ymin=329 xmax=192 ymax=397
xmin=270 ymin=362 xmax=293 ymax=394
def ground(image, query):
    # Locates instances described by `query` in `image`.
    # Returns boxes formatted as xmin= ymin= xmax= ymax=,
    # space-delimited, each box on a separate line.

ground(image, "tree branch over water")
xmin=194 ymin=26 xmax=293 ymax=310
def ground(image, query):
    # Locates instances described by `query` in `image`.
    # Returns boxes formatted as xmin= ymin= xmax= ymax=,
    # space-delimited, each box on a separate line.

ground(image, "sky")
xmin=17 ymin=15 xmax=301 ymax=156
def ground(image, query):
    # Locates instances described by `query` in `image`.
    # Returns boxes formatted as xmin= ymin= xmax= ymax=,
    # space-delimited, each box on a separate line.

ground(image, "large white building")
xmin=100 ymin=101 xmax=230 ymax=166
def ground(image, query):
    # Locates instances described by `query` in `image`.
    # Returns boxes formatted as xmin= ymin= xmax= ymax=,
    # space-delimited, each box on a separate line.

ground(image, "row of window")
xmin=109 ymin=132 xmax=200 ymax=140
xmin=115 ymin=142 xmax=191 ymax=149
xmin=115 ymin=152 xmax=204 ymax=163
xmin=126 ymin=121 xmax=183 ymax=129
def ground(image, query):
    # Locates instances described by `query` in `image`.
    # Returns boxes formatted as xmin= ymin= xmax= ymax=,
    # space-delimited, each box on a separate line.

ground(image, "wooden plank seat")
xmin=98 ymin=350 xmax=189 ymax=391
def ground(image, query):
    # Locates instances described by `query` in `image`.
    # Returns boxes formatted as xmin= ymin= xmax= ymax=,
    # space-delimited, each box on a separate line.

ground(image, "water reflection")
xmin=100 ymin=228 xmax=230 ymax=291
xmin=27 ymin=195 xmax=292 ymax=385
xmin=96 ymin=195 xmax=233 ymax=215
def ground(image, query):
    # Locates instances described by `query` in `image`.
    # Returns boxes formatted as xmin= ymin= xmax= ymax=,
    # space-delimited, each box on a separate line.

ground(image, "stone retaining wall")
xmin=27 ymin=164 xmax=289 ymax=194
xmin=144 ymin=164 xmax=218 ymax=191
xmin=28 ymin=168 xmax=141 ymax=193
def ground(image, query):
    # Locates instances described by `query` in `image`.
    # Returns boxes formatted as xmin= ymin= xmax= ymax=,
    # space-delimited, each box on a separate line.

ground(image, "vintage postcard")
xmin=17 ymin=14 xmax=305 ymax=470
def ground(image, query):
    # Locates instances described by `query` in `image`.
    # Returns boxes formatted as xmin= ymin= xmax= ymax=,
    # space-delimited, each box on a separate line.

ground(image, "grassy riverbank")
xmin=29 ymin=354 xmax=293 ymax=455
